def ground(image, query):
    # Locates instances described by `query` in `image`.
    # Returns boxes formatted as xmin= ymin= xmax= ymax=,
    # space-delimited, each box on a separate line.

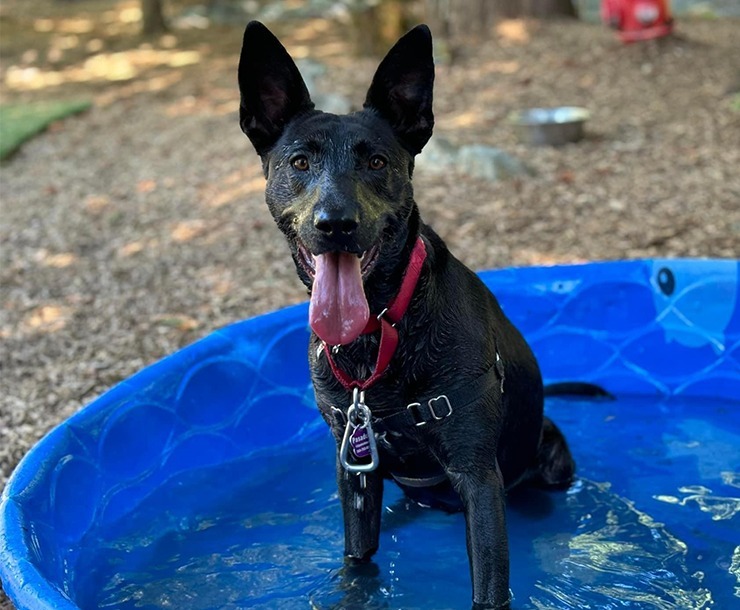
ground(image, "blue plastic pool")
xmin=1 ymin=259 xmax=739 ymax=609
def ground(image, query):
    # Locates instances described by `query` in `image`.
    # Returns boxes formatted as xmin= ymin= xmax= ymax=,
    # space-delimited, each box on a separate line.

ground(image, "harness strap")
xmin=330 ymin=348 xmax=505 ymax=485
xmin=391 ymin=472 xmax=449 ymax=488
xmin=372 ymin=350 xmax=504 ymax=435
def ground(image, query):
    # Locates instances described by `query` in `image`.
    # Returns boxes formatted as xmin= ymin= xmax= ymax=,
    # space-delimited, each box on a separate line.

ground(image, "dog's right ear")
xmin=238 ymin=21 xmax=314 ymax=156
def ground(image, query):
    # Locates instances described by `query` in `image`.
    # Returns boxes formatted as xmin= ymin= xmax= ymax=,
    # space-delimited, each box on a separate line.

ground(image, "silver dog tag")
xmin=339 ymin=389 xmax=379 ymax=473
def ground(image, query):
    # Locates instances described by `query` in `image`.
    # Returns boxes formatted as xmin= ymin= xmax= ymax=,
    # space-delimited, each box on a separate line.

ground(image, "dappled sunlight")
xmin=118 ymin=240 xmax=144 ymax=258
xmin=84 ymin=194 xmax=112 ymax=214
xmin=164 ymin=82 xmax=239 ymax=117
xmin=313 ymin=40 xmax=354 ymax=59
xmin=34 ymin=17 xmax=94 ymax=35
xmin=150 ymin=313 xmax=200 ymax=332
xmin=86 ymin=38 xmax=105 ymax=53
xmin=137 ymin=179 xmax=157 ymax=194
xmin=165 ymin=94 xmax=202 ymax=117
xmin=197 ymin=265 xmax=235 ymax=297
xmin=5 ymin=48 xmax=201 ymax=91
xmin=115 ymin=237 xmax=161 ymax=258
xmin=513 ymin=249 xmax=587 ymax=266
xmin=285 ymin=19 xmax=352 ymax=60
xmin=171 ymin=219 xmax=208 ymax=243
xmin=85 ymin=49 xmax=200 ymax=76
xmin=34 ymin=249 xmax=77 ymax=269
xmin=213 ymin=99 xmax=240 ymax=116
xmin=21 ymin=304 xmax=73 ymax=335
xmin=289 ymin=41 xmax=348 ymax=60
xmin=291 ymin=19 xmax=334 ymax=42
xmin=482 ymin=60 xmax=521 ymax=76
xmin=445 ymin=111 xmax=483 ymax=129
xmin=95 ymin=70 xmax=183 ymax=106
xmin=46 ymin=34 xmax=82 ymax=64
xmin=496 ymin=19 xmax=531 ymax=45
xmin=118 ymin=5 xmax=143 ymax=25
xmin=200 ymin=166 xmax=266 ymax=209
xmin=204 ymin=175 xmax=266 ymax=209
xmin=2 ymin=0 xmax=204 ymax=101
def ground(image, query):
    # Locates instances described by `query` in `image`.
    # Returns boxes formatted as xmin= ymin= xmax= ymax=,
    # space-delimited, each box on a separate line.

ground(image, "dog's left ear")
xmin=238 ymin=21 xmax=314 ymax=156
xmin=364 ymin=25 xmax=435 ymax=156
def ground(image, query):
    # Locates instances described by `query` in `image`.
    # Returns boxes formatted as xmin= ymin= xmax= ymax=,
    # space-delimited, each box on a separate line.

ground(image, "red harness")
xmin=322 ymin=236 xmax=427 ymax=391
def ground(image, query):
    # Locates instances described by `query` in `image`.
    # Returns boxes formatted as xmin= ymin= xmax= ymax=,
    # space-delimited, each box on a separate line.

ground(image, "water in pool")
xmin=73 ymin=395 xmax=739 ymax=609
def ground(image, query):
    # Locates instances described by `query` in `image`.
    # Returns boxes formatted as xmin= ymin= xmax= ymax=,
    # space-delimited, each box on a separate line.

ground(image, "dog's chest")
xmin=375 ymin=427 xmax=440 ymax=477
xmin=321 ymin=395 xmax=442 ymax=480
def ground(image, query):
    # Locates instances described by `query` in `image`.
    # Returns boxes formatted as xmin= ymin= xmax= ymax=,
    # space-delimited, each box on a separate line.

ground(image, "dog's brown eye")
xmin=292 ymin=156 xmax=309 ymax=171
xmin=369 ymin=155 xmax=387 ymax=170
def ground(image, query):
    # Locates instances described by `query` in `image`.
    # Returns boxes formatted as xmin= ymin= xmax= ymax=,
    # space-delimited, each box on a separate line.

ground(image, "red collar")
xmin=322 ymin=236 xmax=427 ymax=391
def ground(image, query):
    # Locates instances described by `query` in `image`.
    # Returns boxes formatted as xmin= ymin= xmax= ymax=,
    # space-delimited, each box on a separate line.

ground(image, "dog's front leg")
xmin=335 ymin=455 xmax=384 ymax=563
xmin=448 ymin=462 xmax=510 ymax=610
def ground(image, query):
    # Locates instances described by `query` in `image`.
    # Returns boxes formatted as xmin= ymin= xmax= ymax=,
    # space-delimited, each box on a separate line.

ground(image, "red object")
xmin=601 ymin=0 xmax=674 ymax=42
xmin=323 ymin=236 xmax=427 ymax=391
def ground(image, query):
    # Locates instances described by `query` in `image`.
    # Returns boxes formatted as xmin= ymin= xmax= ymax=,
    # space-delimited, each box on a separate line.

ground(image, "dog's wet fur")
xmin=238 ymin=22 xmax=575 ymax=609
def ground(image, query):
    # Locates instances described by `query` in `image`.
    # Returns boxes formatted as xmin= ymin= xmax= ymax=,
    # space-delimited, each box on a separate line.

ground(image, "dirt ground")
xmin=0 ymin=2 xmax=739 ymax=606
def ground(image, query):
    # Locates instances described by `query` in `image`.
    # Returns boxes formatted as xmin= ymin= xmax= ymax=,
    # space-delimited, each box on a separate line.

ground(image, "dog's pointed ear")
xmin=238 ymin=21 xmax=314 ymax=155
xmin=363 ymin=25 xmax=434 ymax=156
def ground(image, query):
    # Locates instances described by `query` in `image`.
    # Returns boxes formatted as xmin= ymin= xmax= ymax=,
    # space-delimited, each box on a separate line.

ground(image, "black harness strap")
xmin=372 ymin=350 xmax=505 ymax=435
xmin=328 ymin=348 xmax=506 ymax=489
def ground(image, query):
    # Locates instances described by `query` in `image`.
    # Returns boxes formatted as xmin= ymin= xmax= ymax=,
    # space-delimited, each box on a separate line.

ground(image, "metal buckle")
xmin=406 ymin=402 xmax=425 ymax=426
xmin=406 ymin=395 xmax=453 ymax=426
xmin=428 ymin=395 xmax=453 ymax=420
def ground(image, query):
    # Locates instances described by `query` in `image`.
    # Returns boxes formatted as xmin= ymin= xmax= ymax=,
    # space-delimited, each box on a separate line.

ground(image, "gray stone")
xmin=294 ymin=59 xmax=327 ymax=98
xmin=313 ymin=93 xmax=353 ymax=115
xmin=416 ymin=136 xmax=531 ymax=182
xmin=456 ymin=144 xmax=532 ymax=181
xmin=415 ymin=136 xmax=459 ymax=172
xmin=294 ymin=59 xmax=353 ymax=115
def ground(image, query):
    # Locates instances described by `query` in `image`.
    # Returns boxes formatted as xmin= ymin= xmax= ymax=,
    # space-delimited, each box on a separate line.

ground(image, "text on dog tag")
xmin=350 ymin=426 xmax=371 ymax=458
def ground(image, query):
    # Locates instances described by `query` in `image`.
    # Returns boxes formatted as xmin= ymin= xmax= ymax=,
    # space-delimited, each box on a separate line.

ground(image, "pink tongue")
xmin=309 ymin=252 xmax=370 ymax=346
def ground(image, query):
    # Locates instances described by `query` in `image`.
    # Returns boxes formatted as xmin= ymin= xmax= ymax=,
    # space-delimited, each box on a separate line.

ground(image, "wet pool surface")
xmin=72 ymin=395 xmax=739 ymax=610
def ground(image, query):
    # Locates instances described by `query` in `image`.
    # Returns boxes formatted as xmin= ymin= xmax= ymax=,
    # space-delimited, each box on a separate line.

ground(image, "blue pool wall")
xmin=1 ymin=258 xmax=739 ymax=610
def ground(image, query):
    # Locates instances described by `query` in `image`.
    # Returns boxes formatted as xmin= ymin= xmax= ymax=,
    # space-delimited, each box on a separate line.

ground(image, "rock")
xmin=295 ymin=59 xmax=352 ymax=115
xmin=295 ymin=59 xmax=326 ymax=98
xmin=313 ymin=93 xmax=353 ymax=115
xmin=416 ymin=136 xmax=459 ymax=171
xmin=457 ymin=144 xmax=532 ymax=181
xmin=416 ymin=136 xmax=531 ymax=182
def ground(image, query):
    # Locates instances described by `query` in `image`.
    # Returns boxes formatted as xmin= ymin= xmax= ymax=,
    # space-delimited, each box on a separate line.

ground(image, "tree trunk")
xmin=425 ymin=0 xmax=578 ymax=42
xmin=513 ymin=0 xmax=578 ymax=19
xmin=349 ymin=0 xmax=414 ymax=56
xmin=141 ymin=0 xmax=167 ymax=36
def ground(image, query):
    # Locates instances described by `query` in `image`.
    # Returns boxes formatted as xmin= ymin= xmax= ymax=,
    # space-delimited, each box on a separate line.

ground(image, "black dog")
xmin=238 ymin=22 xmax=575 ymax=609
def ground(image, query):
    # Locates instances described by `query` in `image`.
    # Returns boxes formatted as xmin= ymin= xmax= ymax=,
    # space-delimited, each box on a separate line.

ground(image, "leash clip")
xmin=340 ymin=388 xmax=379 ymax=473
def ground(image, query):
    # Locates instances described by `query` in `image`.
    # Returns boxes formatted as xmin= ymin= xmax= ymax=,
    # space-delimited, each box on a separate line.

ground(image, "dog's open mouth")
xmin=297 ymin=243 xmax=379 ymax=280
xmin=299 ymin=243 xmax=380 ymax=346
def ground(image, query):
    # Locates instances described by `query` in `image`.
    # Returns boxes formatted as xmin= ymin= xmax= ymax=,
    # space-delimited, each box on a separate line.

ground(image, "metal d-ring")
xmin=376 ymin=308 xmax=397 ymax=328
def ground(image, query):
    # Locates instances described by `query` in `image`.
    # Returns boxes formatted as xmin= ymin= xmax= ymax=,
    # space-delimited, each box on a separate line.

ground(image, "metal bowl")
xmin=510 ymin=106 xmax=590 ymax=146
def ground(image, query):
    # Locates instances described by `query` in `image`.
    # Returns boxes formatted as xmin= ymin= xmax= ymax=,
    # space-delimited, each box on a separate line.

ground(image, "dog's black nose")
xmin=314 ymin=208 xmax=359 ymax=237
